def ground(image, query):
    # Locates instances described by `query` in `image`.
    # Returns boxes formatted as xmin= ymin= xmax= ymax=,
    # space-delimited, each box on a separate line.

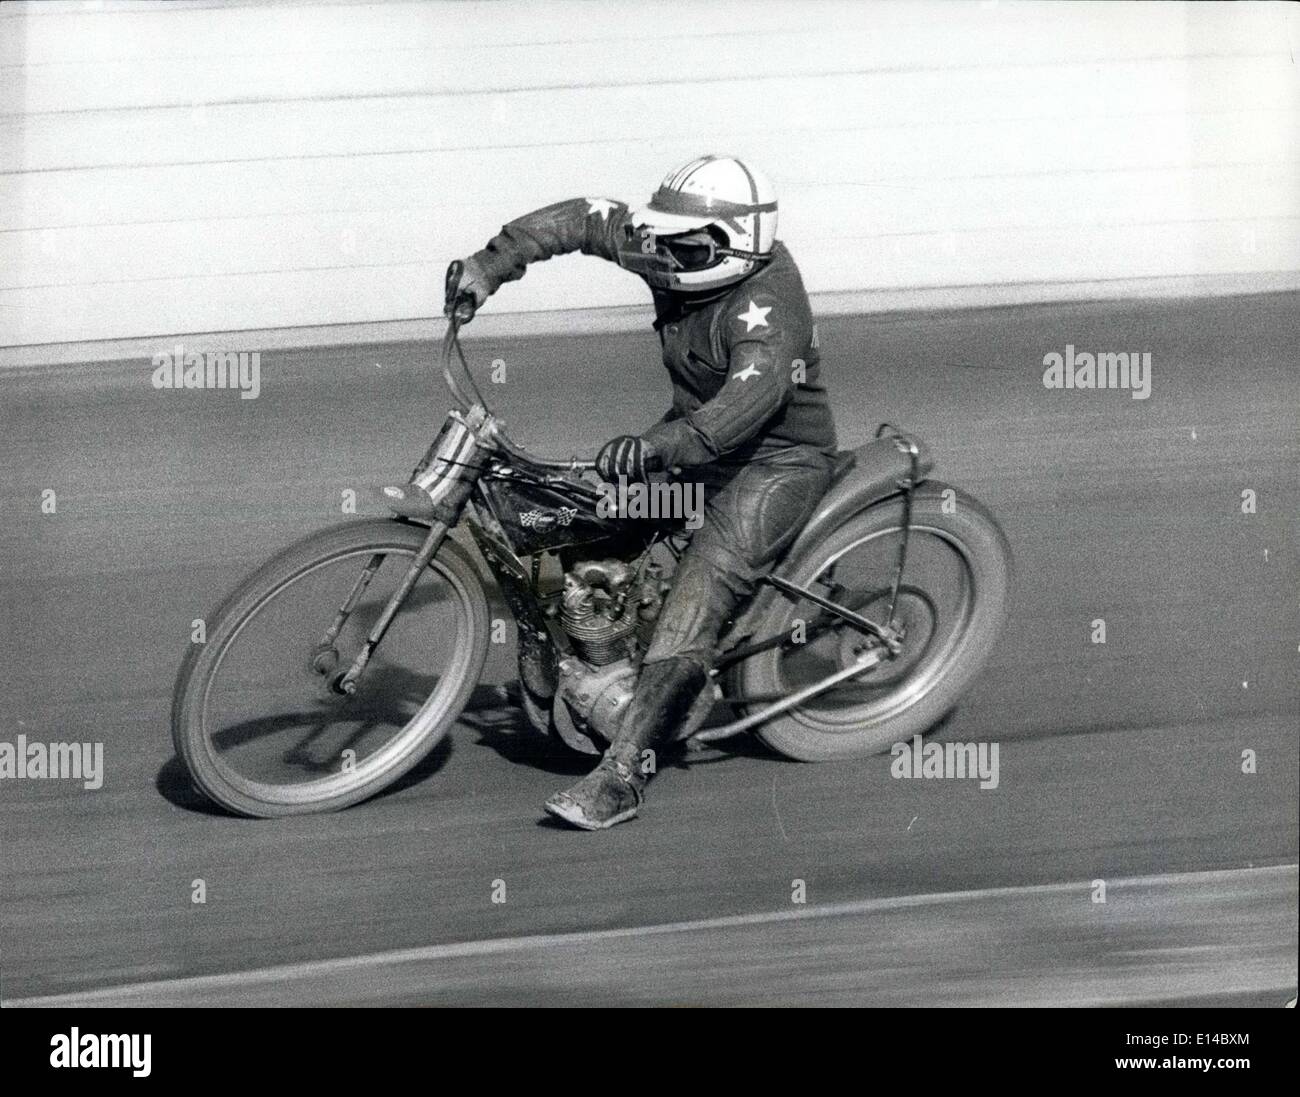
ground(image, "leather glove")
xmin=443 ymin=256 xmax=491 ymax=322
xmin=596 ymin=435 xmax=659 ymax=483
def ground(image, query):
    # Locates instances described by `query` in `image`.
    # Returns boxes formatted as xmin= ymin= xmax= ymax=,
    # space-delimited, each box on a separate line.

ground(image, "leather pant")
xmin=610 ymin=444 xmax=834 ymax=762
xmin=644 ymin=444 xmax=834 ymax=667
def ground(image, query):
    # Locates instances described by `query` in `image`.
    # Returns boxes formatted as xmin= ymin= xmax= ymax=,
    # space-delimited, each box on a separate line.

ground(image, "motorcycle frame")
xmin=332 ymin=308 xmax=927 ymax=742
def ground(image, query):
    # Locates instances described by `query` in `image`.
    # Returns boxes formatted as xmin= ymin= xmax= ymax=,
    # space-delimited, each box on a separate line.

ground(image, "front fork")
xmin=324 ymin=520 xmax=451 ymax=696
xmin=314 ymin=407 xmax=490 ymax=695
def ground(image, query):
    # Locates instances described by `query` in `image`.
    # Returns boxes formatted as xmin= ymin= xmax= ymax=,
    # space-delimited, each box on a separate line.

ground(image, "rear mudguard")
xmin=721 ymin=431 xmax=933 ymax=647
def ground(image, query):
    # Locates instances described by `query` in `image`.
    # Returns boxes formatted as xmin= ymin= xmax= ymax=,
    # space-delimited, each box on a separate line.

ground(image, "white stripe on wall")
xmin=2 ymin=0 xmax=1297 ymax=346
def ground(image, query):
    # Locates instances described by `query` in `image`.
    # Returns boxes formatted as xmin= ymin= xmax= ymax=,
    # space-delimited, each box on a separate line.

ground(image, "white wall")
xmin=2 ymin=0 xmax=1298 ymax=347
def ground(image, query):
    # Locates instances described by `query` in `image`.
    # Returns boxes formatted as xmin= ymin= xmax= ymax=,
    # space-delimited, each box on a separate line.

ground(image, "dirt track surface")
xmin=2 ymin=294 xmax=1296 ymax=1005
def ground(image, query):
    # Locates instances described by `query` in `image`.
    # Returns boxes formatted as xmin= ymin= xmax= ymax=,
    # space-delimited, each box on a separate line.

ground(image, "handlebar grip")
xmin=445 ymin=260 xmax=465 ymax=308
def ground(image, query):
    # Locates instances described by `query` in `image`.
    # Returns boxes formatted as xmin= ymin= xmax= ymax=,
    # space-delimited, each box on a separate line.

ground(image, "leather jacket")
xmin=468 ymin=197 xmax=838 ymax=467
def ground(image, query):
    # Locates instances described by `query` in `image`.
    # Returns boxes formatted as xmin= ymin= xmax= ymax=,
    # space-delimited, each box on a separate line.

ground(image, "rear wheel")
xmin=738 ymin=483 xmax=1011 ymax=761
xmin=172 ymin=519 xmax=490 ymax=816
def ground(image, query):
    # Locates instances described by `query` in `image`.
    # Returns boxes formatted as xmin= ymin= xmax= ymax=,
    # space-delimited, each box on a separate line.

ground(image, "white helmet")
xmin=621 ymin=155 xmax=777 ymax=292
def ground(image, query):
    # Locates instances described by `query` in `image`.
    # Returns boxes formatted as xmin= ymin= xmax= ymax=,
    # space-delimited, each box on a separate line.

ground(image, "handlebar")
xmin=438 ymin=290 xmax=597 ymax=475
xmin=444 ymin=260 xmax=461 ymax=307
xmin=444 ymin=260 xmax=476 ymax=323
xmin=493 ymin=427 xmax=597 ymax=473
xmin=440 ymin=313 xmax=488 ymax=412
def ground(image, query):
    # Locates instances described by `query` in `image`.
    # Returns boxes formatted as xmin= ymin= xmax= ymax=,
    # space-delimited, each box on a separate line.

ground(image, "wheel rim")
xmin=197 ymin=544 xmax=479 ymax=806
xmin=772 ymin=523 xmax=979 ymax=731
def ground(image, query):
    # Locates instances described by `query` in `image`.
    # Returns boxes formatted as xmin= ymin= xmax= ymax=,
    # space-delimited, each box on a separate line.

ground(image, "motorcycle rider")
xmin=444 ymin=155 xmax=838 ymax=829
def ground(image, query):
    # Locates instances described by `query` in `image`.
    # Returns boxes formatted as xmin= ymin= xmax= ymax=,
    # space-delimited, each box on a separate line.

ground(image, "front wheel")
xmin=738 ymin=483 xmax=1011 ymax=761
xmin=172 ymin=519 xmax=490 ymax=816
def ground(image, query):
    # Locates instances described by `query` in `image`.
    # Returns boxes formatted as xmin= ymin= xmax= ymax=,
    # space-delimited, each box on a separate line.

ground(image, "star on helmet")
xmin=733 ymin=364 xmax=762 ymax=381
xmin=737 ymin=300 xmax=772 ymax=332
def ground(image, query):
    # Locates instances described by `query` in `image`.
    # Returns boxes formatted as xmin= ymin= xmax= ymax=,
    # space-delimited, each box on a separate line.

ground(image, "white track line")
xmin=5 ymin=863 xmax=1295 ymax=1007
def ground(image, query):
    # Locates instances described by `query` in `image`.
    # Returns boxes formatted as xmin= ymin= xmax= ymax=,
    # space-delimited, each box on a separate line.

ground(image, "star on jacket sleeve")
xmin=643 ymin=293 xmax=807 ymax=468
xmin=469 ymin=197 xmax=630 ymax=294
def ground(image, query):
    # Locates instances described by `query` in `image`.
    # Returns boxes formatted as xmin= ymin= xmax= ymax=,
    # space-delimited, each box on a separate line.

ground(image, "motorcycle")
xmin=171 ymin=264 xmax=1013 ymax=817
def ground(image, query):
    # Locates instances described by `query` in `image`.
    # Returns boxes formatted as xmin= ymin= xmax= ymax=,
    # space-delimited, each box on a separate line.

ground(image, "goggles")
xmin=619 ymin=224 xmax=762 ymax=278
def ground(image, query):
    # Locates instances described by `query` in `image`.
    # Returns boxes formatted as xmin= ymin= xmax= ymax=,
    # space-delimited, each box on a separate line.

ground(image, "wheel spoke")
xmin=174 ymin=522 xmax=490 ymax=815
xmin=776 ymin=527 xmax=973 ymax=722
xmin=203 ymin=551 xmax=463 ymax=786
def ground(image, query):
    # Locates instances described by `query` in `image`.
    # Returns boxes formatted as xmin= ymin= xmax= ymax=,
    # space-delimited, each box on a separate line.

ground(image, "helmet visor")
xmin=659 ymin=230 xmax=720 ymax=271
xmin=620 ymin=225 xmax=725 ymax=280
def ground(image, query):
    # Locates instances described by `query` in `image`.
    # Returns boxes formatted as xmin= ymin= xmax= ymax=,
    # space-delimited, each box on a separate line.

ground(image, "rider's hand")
xmin=444 ymin=256 xmax=490 ymax=323
xmin=596 ymin=435 xmax=659 ymax=483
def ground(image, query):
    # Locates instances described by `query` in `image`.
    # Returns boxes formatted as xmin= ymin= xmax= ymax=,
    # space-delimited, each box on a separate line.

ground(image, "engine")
xmin=552 ymin=558 xmax=668 ymax=746
xmin=558 ymin=559 xmax=663 ymax=666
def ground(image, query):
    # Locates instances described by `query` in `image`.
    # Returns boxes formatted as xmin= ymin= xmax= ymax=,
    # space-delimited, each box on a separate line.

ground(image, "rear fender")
xmin=720 ymin=432 xmax=933 ymax=647
xmin=780 ymin=431 xmax=931 ymax=574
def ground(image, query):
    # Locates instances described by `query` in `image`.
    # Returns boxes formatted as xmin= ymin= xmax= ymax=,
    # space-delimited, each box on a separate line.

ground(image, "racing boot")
xmin=544 ymin=656 xmax=708 ymax=830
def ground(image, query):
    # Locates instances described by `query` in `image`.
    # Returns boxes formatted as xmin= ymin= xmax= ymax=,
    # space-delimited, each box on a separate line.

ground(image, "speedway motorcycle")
xmin=172 ymin=265 xmax=1012 ymax=817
